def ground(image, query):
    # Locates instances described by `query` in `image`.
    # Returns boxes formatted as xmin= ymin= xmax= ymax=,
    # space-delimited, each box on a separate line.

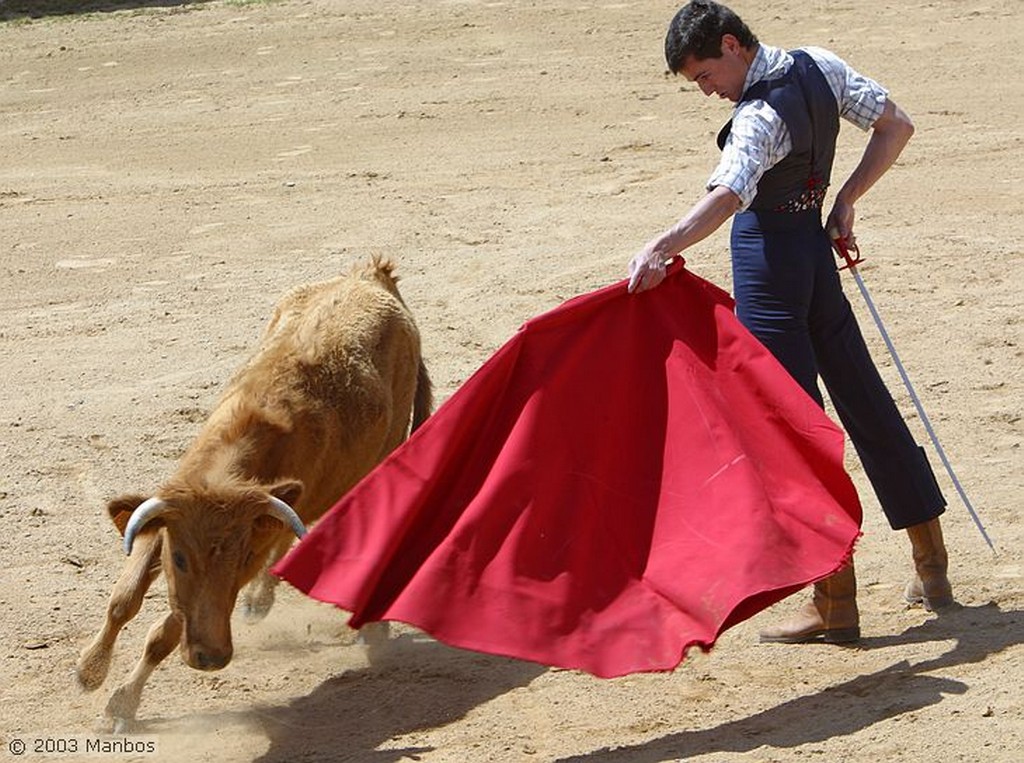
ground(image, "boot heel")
xmin=759 ymin=565 xmax=859 ymax=646
xmin=821 ymin=626 xmax=860 ymax=644
xmin=921 ymin=593 xmax=955 ymax=612
xmin=904 ymin=573 xmax=955 ymax=612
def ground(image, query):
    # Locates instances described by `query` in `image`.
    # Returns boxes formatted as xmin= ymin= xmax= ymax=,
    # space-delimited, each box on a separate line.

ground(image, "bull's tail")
xmin=364 ymin=254 xmax=401 ymax=297
xmin=412 ymin=358 xmax=433 ymax=433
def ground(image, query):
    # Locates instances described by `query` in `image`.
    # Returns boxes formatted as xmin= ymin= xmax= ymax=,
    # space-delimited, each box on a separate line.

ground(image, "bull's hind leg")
xmin=358 ymin=620 xmax=392 ymax=664
xmin=105 ymin=610 xmax=183 ymax=731
xmin=240 ymin=534 xmax=294 ymax=623
xmin=77 ymin=530 xmax=163 ymax=691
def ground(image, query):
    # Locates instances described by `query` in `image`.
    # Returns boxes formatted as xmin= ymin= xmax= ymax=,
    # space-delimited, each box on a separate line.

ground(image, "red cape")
xmin=273 ymin=263 xmax=861 ymax=677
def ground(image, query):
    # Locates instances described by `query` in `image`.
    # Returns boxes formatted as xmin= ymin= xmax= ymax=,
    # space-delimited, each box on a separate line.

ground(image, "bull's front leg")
xmin=240 ymin=533 xmax=294 ymax=623
xmin=77 ymin=529 xmax=163 ymax=691
xmin=104 ymin=610 xmax=183 ymax=731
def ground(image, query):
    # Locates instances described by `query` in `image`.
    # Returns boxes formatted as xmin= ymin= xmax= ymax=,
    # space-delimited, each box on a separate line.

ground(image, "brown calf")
xmin=76 ymin=257 xmax=431 ymax=728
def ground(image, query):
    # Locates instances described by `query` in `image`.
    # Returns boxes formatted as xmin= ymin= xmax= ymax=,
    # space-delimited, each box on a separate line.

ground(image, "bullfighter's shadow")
xmin=554 ymin=601 xmax=1021 ymax=762
xmin=133 ymin=602 xmax=1018 ymax=761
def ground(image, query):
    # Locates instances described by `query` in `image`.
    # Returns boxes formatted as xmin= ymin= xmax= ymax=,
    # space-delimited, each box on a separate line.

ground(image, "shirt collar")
xmin=739 ymin=44 xmax=793 ymax=101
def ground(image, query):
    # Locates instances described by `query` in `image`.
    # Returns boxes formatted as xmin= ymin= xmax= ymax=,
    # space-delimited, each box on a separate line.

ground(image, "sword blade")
xmin=848 ymin=265 xmax=995 ymax=551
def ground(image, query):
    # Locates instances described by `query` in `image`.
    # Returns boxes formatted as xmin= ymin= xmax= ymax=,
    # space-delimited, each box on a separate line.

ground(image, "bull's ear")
xmin=106 ymin=494 xmax=149 ymax=537
xmin=269 ymin=479 xmax=304 ymax=509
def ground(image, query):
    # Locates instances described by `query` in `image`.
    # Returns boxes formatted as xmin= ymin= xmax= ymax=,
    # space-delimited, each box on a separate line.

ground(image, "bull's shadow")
xmin=247 ymin=632 xmax=546 ymax=763
xmin=555 ymin=602 xmax=1021 ymax=762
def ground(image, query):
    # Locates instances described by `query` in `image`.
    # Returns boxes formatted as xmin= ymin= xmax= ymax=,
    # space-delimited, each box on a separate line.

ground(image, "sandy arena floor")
xmin=1 ymin=1 xmax=1021 ymax=761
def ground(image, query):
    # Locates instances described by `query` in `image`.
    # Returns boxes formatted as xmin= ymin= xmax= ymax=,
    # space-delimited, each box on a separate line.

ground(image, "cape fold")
xmin=273 ymin=262 xmax=862 ymax=677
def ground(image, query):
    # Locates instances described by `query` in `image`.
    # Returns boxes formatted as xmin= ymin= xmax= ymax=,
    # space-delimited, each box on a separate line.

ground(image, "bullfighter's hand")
xmin=627 ymin=245 xmax=667 ymax=293
xmin=825 ymin=201 xmax=857 ymax=249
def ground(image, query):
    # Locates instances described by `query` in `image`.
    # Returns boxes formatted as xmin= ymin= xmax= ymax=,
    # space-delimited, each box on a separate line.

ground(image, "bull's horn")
xmin=265 ymin=496 xmax=307 ymax=540
xmin=123 ymin=497 xmax=170 ymax=556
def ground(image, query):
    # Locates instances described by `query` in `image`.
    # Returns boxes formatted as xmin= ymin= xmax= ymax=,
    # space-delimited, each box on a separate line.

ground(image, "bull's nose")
xmin=193 ymin=648 xmax=232 ymax=671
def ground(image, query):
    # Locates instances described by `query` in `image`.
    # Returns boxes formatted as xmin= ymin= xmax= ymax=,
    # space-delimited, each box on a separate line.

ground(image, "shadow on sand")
xmin=143 ymin=631 xmax=547 ymax=763
xmin=554 ymin=602 xmax=1021 ymax=762
xmin=133 ymin=603 xmax=1018 ymax=761
xmin=0 ymin=1 xmax=213 ymax=21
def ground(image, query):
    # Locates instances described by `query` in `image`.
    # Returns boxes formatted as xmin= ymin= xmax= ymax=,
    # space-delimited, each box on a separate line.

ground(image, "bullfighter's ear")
xmin=269 ymin=479 xmax=304 ymax=509
xmin=106 ymin=494 xmax=149 ymax=537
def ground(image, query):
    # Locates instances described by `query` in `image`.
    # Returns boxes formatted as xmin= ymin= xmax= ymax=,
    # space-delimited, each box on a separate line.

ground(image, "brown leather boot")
xmin=904 ymin=518 xmax=954 ymax=611
xmin=759 ymin=563 xmax=860 ymax=644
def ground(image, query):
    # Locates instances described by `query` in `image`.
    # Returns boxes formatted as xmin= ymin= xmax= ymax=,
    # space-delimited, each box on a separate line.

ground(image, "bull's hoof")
xmin=94 ymin=713 xmax=138 ymax=735
xmin=111 ymin=716 xmax=138 ymax=735
xmin=75 ymin=645 xmax=112 ymax=692
xmin=240 ymin=600 xmax=272 ymax=624
xmin=357 ymin=621 xmax=391 ymax=647
xmin=358 ymin=621 xmax=392 ymax=666
xmin=104 ymin=686 xmax=141 ymax=728
xmin=240 ymin=586 xmax=275 ymax=624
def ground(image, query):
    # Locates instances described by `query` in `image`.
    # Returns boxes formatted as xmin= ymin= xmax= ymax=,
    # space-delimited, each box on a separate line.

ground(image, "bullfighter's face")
xmin=680 ymin=33 xmax=754 ymax=103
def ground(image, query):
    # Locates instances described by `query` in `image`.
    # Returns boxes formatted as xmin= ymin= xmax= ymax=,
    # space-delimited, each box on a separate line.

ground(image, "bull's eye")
xmin=172 ymin=550 xmax=188 ymax=572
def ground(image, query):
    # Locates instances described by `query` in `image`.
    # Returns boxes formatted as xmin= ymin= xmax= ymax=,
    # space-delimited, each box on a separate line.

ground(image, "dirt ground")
xmin=1 ymin=1 xmax=1021 ymax=761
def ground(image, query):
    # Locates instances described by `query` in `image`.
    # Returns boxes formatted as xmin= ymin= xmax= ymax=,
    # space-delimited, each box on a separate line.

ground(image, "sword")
xmin=830 ymin=233 xmax=995 ymax=552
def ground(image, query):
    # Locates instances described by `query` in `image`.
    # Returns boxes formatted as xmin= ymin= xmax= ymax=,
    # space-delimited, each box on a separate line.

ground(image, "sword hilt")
xmin=830 ymin=233 xmax=863 ymax=271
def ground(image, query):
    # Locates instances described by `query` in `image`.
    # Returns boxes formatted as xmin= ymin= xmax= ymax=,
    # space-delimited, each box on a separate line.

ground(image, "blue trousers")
xmin=731 ymin=208 xmax=945 ymax=530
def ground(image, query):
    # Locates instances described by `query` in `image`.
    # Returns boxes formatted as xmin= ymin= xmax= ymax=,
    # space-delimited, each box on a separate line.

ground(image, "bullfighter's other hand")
xmin=627 ymin=246 xmax=667 ymax=293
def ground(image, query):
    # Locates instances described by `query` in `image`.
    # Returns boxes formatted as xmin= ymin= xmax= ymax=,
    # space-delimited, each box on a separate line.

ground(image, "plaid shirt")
xmin=708 ymin=44 xmax=889 ymax=211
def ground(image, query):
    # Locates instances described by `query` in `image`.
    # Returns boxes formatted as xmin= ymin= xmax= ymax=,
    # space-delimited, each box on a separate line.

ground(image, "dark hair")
xmin=664 ymin=1 xmax=759 ymax=74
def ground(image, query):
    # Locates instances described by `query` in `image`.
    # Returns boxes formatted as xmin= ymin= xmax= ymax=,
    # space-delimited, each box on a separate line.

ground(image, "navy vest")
xmin=717 ymin=50 xmax=839 ymax=212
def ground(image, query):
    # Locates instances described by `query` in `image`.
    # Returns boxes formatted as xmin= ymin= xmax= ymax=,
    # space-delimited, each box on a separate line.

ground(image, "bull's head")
xmin=108 ymin=479 xmax=305 ymax=671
